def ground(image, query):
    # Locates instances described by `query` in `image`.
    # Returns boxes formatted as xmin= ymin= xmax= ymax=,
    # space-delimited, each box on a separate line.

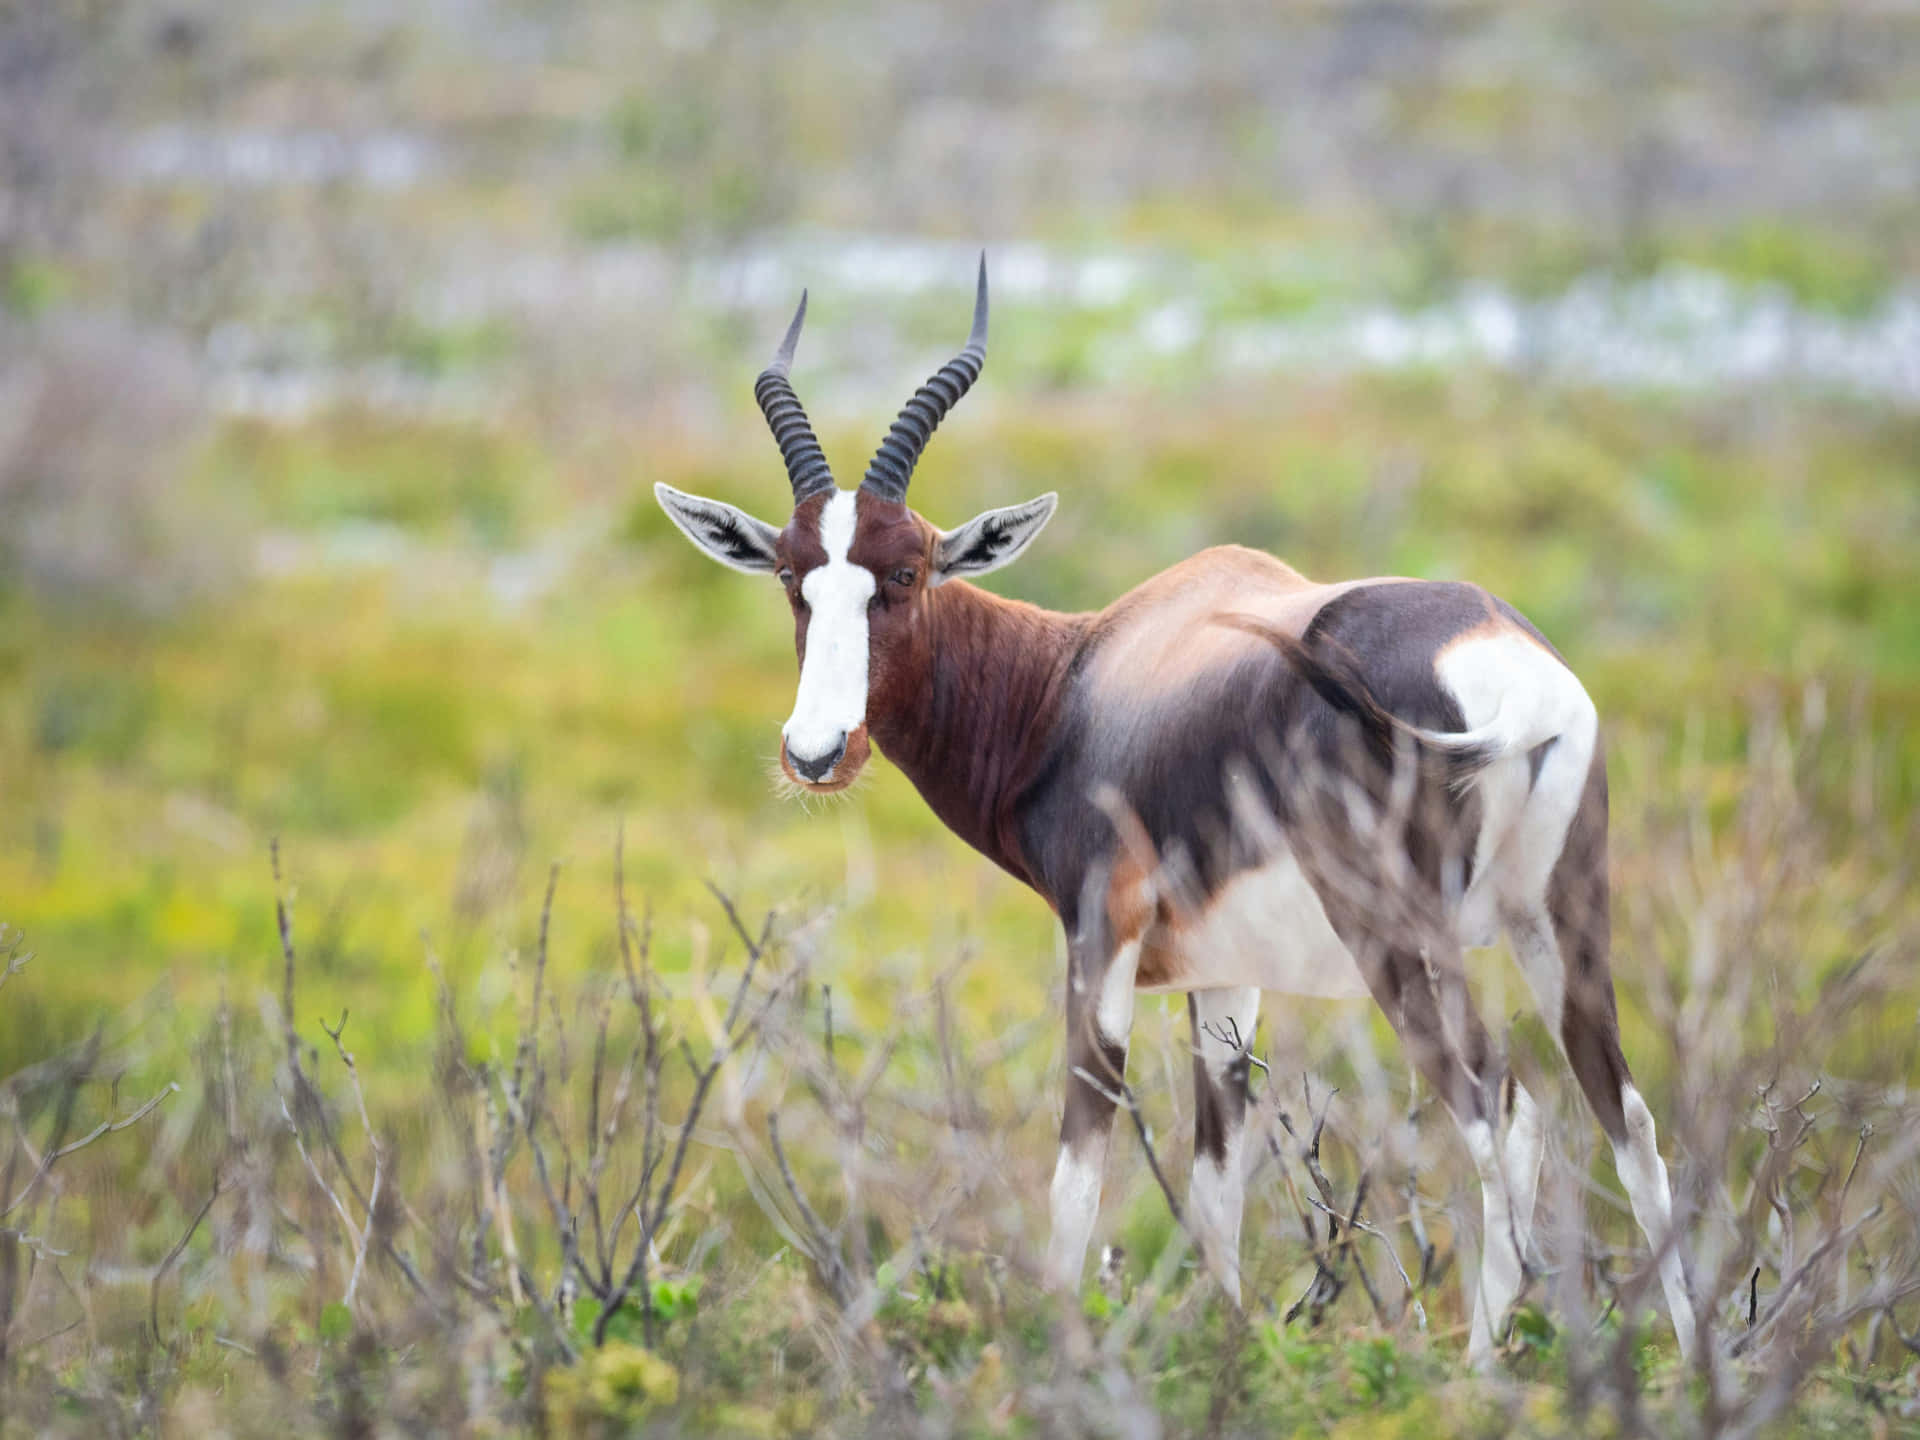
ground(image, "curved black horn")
xmin=754 ymin=291 xmax=837 ymax=504
xmin=860 ymin=254 xmax=988 ymax=503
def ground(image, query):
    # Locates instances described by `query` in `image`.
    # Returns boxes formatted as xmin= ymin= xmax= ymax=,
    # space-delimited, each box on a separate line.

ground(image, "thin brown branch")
xmin=319 ymin=1011 xmax=386 ymax=1312
xmin=767 ymin=1111 xmax=853 ymax=1308
xmin=1070 ymin=1065 xmax=1185 ymax=1230
xmin=150 ymin=1180 xmax=223 ymax=1346
xmin=1306 ymin=1190 xmax=1427 ymax=1329
xmin=1 ymin=1077 xmax=178 ymax=1221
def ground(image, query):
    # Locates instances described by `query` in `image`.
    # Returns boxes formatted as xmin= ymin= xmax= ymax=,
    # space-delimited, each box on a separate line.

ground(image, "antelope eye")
xmin=890 ymin=567 xmax=917 ymax=587
xmin=776 ymin=568 xmax=794 ymax=588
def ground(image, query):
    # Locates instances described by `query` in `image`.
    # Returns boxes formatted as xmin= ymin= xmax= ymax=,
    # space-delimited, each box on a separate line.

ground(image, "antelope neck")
xmin=866 ymin=580 xmax=1088 ymax=900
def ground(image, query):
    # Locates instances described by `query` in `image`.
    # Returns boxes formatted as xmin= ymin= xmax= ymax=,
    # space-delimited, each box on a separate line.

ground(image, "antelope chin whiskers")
xmin=766 ymin=757 xmax=809 ymax=802
xmin=766 ymin=757 xmax=866 ymax=808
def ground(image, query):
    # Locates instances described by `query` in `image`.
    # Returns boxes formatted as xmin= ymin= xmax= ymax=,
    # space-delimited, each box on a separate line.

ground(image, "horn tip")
xmin=970 ymin=253 xmax=989 ymax=349
xmin=772 ymin=289 xmax=808 ymax=372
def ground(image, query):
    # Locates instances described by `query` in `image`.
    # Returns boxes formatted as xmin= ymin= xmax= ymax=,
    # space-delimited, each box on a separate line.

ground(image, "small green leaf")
xmin=650 ymin=1276 xmax=702 ymax=1325
xmin=574 ymin=1295 xmax=648 ymax=1347
xmin=572 ymin=1297 xmax=603 ymax=1343
xmin=318 ymin=1301 xmax=352 ymax=1344
xmin=1509 ymin=1303 xmax=1555 ymax=1353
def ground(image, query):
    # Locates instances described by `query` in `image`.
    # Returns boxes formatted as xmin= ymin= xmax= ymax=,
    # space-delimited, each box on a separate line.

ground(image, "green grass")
xmin=12 ymin=0 xmax=1920 ymax=1423
xmin=4 ymin=375 xmax=1916 ymax=1053
xmin=2 ymin=371 xmax=1918 ymax=1436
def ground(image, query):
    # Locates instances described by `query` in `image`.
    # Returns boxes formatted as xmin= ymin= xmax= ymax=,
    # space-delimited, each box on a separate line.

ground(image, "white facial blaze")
xmin=783 ymin=489 xmax=874 ymax=768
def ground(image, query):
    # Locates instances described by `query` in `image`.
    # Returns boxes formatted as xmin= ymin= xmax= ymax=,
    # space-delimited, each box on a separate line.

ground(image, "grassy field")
xmin=6 ymin=375 xmax=1916 ymax=1044
xmin=3 ymin=368 xmax=1918 ymax=1436
xmin=4 ymin=1 xmax=1920 ymax=1432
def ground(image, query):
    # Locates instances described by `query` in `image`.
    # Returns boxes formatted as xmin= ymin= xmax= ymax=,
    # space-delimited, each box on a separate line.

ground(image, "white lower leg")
xmin=1189 ymin=1135 xmax=1249 ymax=1302
xmin=1048 ymin=937 xmax=1137 ymax=1292
xmin=1612 ymin=1085 xmax=1697 ymax=1363
xmin=1464 ymin=1116 xmax=1526 ymax=1367
xmin=1189 ymin=987 xmax=1259 ymax=1303
xmin=1046 ymin=1139 xmax=1106 ymax=1291
xmin=1504 ymin=1082 xmax=1545 ymax=1263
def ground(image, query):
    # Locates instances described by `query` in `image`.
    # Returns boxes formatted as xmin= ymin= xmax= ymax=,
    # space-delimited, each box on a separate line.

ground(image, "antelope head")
xmin=656 ymin=258 xmax=1056 ymax=793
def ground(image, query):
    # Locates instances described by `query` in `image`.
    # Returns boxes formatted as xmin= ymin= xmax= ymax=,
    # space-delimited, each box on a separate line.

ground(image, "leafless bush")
xmin=0 ymin=841 xmax=810 ymax=1433
xmin=0 ymin=922 xmax=180 ymax=1428
xmin=260 ymin=841 xmax=804 ymax=1421
xmin=725 ymin=687 xmax=1918 ymax=1436
xmin=2 ymin=695 xmax=1916 ymax=1435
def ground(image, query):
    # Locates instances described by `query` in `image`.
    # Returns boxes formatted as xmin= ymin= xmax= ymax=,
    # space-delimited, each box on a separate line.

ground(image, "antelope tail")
xmin=1217 ymin=613 xmax=1505 ymax=789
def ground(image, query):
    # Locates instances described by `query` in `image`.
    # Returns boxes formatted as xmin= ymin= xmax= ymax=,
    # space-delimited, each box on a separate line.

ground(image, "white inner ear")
xmin=654 ymin=482 xmax=780 ymax=574
xmin=933 ymin=493 xmax=1057 ymax=584
xmin=783 ymin=489 xmax=874 ymax=761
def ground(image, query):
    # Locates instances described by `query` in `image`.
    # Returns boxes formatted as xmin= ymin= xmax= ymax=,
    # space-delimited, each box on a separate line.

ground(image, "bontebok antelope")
xmin=655 ymin=260 xmax=1697 ymax=1363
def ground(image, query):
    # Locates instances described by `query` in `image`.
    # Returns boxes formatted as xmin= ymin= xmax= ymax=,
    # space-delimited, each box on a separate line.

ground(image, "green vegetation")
xmin=6 ymin=379 xmax=1915 ymax=1053
xmin=3 ymin=370 xmax=1917 ymax=1434
xmin=5 ymin=1 xmax=1920 ymax=1429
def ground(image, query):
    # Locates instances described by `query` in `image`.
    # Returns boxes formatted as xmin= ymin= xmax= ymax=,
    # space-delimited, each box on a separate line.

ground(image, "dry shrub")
xmin=1 ymin=695 xmax=1915 ymax=1437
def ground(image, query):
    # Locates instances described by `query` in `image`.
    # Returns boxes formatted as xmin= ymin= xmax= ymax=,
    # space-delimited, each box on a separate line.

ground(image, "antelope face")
xmin=655 ymin=259 xmax=1055 ymax=794
xmin=656 ymin=482 xmax=1054 ymax=794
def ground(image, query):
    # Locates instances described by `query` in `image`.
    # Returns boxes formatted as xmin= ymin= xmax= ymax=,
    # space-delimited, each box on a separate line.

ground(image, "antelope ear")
xmin=931 ymin=493 xmax=1058 ymax=584
xmin=654 ymin=483 xmax=782 ymax=575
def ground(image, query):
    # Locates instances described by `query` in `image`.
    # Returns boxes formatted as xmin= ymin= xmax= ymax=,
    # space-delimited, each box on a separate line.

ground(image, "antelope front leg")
xmin=1045 ymin=936 xmax=1139 ymax=1291
xmin=1189 ymin=986 xmax=1261 ymax=1304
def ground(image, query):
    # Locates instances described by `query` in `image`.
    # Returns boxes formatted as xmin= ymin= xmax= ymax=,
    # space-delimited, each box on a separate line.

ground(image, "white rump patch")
xmin=1433 ymin=629 xmax=1599 ymax=946
xmin=784 ymin=489 xmax=874 ymax=767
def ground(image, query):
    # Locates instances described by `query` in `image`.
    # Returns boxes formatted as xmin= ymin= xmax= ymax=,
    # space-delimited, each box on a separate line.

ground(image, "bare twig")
xmin=1070 ymin=1065 xmax=1185 ymax=1230
xmin=767 ymin=1111 xmax=853 ymax=1308
xmin=150 ymin=1180 xmax=223 ymax=1345
xmin=590 ymin=883 xmax=791 ymax=1348
xmin=1199 ymin=1016 xmax=1268 ymax=1077
xmin=1306 ymin=1191 xmax=1427 ymax=1329
xmin=272 ymin=839 xmax=300 ymax=1078
xmin=2 ymin=1078 xmax=178 ymax=1221
xmin=319 ymin=1011 xmax=384 ymax=1312
xmin=270 ymin=849 xmax=429 ymax=1306
xmin=1732 ymin=1203 xmax=1888 ymax=1356
xmin=282 ymin=1093 xmax=361 ymax=1272
xmin=0 ymin=927 xmax=30 ymax=997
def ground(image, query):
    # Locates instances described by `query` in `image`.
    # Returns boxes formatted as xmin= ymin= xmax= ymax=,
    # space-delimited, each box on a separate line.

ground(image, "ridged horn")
xmin=860 ymin=254 xmax=988 ymax=503
xmin=754 ymin=291 xmax=836 ymax=504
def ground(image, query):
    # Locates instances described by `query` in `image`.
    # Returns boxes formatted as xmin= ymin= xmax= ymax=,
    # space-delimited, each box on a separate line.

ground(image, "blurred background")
xmin=3 ymin=0 xmax=1918 ymax=1168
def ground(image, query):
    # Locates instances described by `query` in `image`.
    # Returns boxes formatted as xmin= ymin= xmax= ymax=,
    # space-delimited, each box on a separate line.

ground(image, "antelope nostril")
xmin=788 ymin=734 xmax=847 ymax=783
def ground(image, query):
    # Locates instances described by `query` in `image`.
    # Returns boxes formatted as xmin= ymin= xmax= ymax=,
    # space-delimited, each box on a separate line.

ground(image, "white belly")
xmin=1135 ymin=849 xmax=1371 ymax=1000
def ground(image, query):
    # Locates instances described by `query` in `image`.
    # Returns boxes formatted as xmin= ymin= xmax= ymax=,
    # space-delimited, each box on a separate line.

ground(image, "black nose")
xmin=789 ymin=735 xmax=847 ymax=783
